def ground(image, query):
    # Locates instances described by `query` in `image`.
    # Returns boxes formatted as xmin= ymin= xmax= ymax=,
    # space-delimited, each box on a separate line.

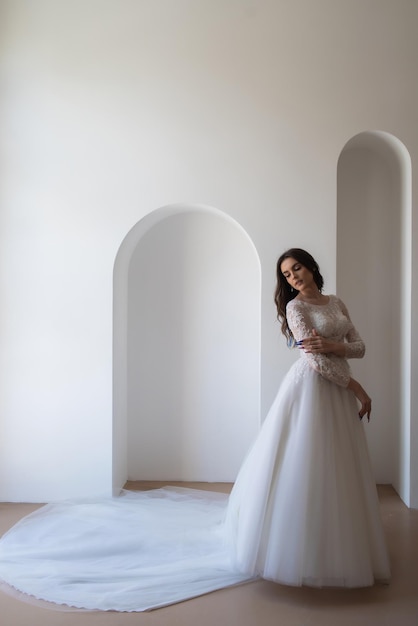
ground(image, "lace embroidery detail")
xmin=286 ymin=296 xmax=365 ymax=388
xmin=292 ymin=359 xmax=328 ymax=387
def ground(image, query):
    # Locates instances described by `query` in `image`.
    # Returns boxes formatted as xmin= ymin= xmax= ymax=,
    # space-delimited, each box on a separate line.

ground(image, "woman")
xmin=226 ymin=248 xmax=390 ymax=587
xmin=0 ymin=249 xmax=390 ymax=611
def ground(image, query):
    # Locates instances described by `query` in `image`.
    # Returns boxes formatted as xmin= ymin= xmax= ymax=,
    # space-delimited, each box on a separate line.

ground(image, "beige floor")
xmin=0 ymin=483 xmax=417 ymax=626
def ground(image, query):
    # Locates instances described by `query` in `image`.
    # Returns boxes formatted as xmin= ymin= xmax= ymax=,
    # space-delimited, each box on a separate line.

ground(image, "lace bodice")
xmin=286 ymin=295 xmax=365 ymax=387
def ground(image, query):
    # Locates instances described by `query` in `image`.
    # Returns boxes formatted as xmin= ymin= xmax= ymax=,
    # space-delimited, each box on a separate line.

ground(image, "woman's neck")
xmin=296 ymin=288 xmax=327 ymax=304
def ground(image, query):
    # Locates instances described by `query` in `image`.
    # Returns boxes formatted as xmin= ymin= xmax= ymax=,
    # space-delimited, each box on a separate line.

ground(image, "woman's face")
xmin=280 ymin=257 xmax=315 ymax=293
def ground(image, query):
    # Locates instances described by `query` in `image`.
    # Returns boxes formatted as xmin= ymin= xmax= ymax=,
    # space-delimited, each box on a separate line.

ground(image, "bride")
xmin=0 ymin=248 xmax=390 ymax=611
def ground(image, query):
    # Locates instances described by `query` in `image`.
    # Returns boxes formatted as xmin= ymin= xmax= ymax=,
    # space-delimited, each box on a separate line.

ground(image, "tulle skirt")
xmin=226 ymin=359 xmax=390 ymax=587
xmin=0 ymin=360 xmax=390 ymax=611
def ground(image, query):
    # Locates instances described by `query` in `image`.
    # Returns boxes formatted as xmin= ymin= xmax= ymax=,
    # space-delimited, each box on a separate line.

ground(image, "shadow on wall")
xmin=337 ymin=130 xmax=412 ymax=506
xmin=113 ymin=204 xmax=261 ymax=491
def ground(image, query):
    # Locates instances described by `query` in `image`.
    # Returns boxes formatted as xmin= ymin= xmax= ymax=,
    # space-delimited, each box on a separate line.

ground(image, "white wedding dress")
xmin=226 ymin=296 xmax=390 ymax=587
xmin=0 ymin=296 xmax=390 ymax=611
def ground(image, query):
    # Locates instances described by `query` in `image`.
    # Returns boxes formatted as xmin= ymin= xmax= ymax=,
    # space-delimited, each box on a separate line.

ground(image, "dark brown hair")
xmin=274 ymin=248 xmax=324 ymax=343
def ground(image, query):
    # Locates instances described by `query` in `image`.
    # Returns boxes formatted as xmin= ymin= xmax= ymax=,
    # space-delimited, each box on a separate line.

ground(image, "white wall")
xmin=125 ymin=208 xmax=260 ymax=482
xmin=337 ymin=132 xmax=411 ymax=500
xmin=0 ymin=0 xmax=417 ymax=502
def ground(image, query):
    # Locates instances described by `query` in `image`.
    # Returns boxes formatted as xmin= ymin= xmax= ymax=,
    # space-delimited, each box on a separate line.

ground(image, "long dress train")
xmin=0 ymin=296 xmax=390 ymax=610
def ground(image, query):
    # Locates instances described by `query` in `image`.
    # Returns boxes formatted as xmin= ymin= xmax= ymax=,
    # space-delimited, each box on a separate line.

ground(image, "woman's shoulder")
xmin=331 ymin=294 xmax=348 ymax=309
xmin=286 ymin=298 xmax=302 ymax=311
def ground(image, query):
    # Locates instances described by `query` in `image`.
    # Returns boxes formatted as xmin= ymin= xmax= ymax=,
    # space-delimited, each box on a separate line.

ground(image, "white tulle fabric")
xmin=0 ymin=296 xmax=390 ymax=610
xmin=0 ymin=488 xmax=252 ymax=611
xmin=226 ymin=296 xmax=390 ymax=587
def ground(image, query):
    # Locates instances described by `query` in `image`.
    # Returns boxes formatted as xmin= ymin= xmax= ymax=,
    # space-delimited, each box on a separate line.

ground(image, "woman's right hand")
xmin=347 ymin=378 xmax=371 ymax=421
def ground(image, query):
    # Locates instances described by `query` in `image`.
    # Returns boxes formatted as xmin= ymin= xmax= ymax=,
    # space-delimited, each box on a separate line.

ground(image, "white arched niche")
xmin=337 ymin=130 xmax=412 ymax=506
xmin=113 ymin=204 xmax=261 ymax=491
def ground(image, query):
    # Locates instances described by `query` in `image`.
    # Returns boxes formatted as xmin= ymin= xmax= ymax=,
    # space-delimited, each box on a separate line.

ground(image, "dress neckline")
xmin=293 ymin=295 xmax=332 ymax=307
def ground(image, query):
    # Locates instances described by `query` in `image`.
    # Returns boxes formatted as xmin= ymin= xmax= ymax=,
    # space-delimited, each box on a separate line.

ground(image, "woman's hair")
xmin=274 ymin=248 xmax=324 ymax=343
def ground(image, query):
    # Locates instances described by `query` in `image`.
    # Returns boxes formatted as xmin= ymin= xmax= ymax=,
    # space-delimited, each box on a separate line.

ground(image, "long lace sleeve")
xmin=286 ymin=301 xmax=351 ymax=387
xmin=336 ymin=298 xmax=365 ymax=359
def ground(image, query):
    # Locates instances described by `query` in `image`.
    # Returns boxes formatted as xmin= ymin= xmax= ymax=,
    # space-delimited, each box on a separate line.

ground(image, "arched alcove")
xmin=113 ymin=204 xmax=261 ymax=491
xmin=337 ymin=131 xmax=412 ymax=505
